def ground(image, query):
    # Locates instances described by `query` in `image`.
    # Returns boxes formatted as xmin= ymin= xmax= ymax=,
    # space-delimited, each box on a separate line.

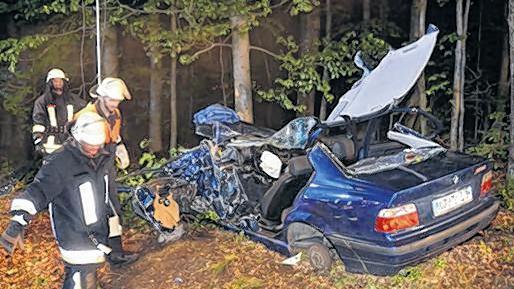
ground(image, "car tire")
xmin=308 ymin=243 xmax=333 ymax=272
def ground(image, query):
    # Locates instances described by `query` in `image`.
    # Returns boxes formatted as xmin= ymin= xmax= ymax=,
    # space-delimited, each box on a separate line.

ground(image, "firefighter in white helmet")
xmin=75 ymin=77 xmax=131 ymax=168
xmin=1 ymin=112 xmax=120 ymax=289
xmin=73 ymin=77 xmax=137 ymax=267
xmin=32 ymin=68 xmax=86 ymax=155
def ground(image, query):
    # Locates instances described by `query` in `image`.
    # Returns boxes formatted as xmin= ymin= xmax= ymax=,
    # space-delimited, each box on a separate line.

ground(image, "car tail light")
xmin=375 ymin=203 xmax=419 ymax=233
xmin=480 ymin=171 xmax=493 ymax=197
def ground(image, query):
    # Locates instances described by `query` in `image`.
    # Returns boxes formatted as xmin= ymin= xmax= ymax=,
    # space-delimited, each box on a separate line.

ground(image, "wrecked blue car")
xmin=132 ymin=25 xmax=499 ymax=275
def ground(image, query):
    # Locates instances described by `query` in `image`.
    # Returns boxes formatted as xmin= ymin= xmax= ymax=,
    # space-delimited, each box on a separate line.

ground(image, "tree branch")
xmin=44 ymin=25 xmax=94 ymax=38
xmin=190 ymin=42 xmax=280 ymax=61
xmin=115 ymin=0 xmax=181 ymax=15
xmin=270 ymin=0 xmax=290 ymax=9
xmin=250 ymin=45 xmax=280 ymax=59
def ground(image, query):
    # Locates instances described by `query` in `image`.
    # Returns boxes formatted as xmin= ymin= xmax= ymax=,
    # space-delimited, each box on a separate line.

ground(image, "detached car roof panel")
xmin=326 ymin=25 xmax=439 ymax=124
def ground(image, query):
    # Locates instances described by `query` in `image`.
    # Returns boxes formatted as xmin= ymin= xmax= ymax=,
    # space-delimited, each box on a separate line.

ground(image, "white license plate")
xmin=432 ymin=186 xmax=473 ymax=217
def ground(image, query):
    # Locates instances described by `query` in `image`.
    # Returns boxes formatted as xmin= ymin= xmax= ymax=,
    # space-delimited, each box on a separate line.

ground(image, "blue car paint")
xmin=285 ymin=144 xmax=393 ymax=244
xmin=329 ymin=197 xmax=498 ymax=275
xmin=238 ymin=143 xmax=499 ymax=275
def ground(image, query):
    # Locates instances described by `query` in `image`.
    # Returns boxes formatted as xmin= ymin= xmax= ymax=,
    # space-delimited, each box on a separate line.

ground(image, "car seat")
xmin=259 ymin=156 xmax=313 ymax=222
xmin=320 ymin=135 xmax=356 ymax=163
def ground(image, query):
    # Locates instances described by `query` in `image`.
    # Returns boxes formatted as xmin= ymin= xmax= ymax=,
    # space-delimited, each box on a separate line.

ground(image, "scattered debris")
xmin=281 ymin=252 xmax=303 ymax=266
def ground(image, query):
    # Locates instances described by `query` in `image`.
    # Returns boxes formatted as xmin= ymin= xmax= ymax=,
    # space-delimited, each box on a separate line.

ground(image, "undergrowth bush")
xmin=467 ymin=112 xmax=514 ymax=211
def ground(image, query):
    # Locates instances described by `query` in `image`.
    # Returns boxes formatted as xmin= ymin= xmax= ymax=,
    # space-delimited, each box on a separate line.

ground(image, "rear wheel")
xmin=308 ymin=243 xmax=333 ymax=272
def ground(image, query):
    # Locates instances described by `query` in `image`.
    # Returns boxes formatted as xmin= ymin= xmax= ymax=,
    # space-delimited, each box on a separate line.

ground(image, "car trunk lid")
xmin=355 ymin=151 xmax=486 ymax=192
xmin=364 ymin=152 xmax=491 ymax=234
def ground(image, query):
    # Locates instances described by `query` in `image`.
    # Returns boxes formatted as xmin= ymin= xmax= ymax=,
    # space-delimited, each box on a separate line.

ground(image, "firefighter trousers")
xmin=61 ymin=263 xmax=100 ymax=289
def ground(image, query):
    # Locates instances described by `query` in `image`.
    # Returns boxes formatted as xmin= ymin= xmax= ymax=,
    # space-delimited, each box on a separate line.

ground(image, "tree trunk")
xmin=170 ymin=12 xmax=178 ymax=152
xmin=231 ymin=16 xmax=253 ymax=123
xmin=379 ymin=0 xmax=388 ymax=22
xmin=297 ymin=6 xmax=320 ymax=117
xmin=408 ymin=0 xmax=427 ymax=134
xmin=363 ymin=0 xmax=371 ymax=22
xmin=319 ymin=0 xmax=332 ymax=121
xmin=507 ymin=0 xmax=514 ymax=176
xmin=458 ymin=0 xmax=470 ymax=151
xmin=101 ymin=24 xmax=119 ymax=77
xmin=149 ymin=16 xmax=163 ymax=152
xmin=499 ymin=5 xmax=510 ymax=112
xmin=1 ymin=19 xmax=16 ymax=157
xmin=451 ymin=0 xmax=470 ymax=151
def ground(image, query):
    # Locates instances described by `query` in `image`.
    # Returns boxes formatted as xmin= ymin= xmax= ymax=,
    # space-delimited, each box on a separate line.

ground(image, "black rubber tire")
xmin=308 ymin=243 xmax=333 ymax=272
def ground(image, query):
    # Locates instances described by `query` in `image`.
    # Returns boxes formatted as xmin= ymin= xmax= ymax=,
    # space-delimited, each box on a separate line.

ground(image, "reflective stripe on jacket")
xmin=10 ymin=141 xmax=115 ymax=264
xmin=32 ymin=90 xmax=86 ymax=153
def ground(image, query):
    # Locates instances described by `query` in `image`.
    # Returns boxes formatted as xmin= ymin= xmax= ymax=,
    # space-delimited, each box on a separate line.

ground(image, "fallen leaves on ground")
xmin=1 ymin=194 xmax=513 ymax=289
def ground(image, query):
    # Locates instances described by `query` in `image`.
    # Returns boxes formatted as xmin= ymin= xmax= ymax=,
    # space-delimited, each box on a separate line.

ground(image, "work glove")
xmin=115 ymin=143 xmax=130 ymax=169
xmin=33 ymin=135 xmax=46 ymax=156
xmin=0 ymin=221 xmax=25 ymax=256
xmin=35 ymin=143 xmax=46 ymax=156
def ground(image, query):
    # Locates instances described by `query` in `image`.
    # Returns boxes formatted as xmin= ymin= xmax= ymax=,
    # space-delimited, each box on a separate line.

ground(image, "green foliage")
xmin=466 ymin=112 xmax=514 ymax=211
xmin=0 ymin=0 xmax=95 ymax=21
xmin=118 ymin=190 xmax=150 ymax=232
xmin=198 ymin=210 xmax=220 ymax=222
xmin=0 ymin=31 xmax=84 ymax=119
xmin=0 ymin=69 xmax=33 ymax=116
xmin=426 ymin=72 xmax=451 ymax=97
xmin=497 ymin=178 xmax=514 ymax=212
xmin=119 ymin=138 xmax=169 ymax=187
xmin=117 ymin=138 xmax=173 ymax=231
xmin=226 ymin=276 xmax=264 ymax=289
xmin=0 ymin=35 xmax=48 ymax=72
xmin=393 ymin=265 xmax=423 ymax=286
xmin=257 ymin=31 xmax=388 ymax=111
xmin=424 ymin=32 xmax=456 ymax=124
xmin=434 ymin=257 xmax=447 ymax=269
xmin=0 ymin=1 xmax=98 ymax=118
xmin=113 ymin=0 xmax=277 ymax=64
xmin=109 ymin=0 xmax=323 ymax=115
xmin=210 ymin=253 xmax=238 ymax=275
xmin=233 ymin=231 xmax=248 ymax=244
xmin=466 ymin=112 xmax=509 ymax=169
xmin=290 ymin=0 xmax=320 ymax=16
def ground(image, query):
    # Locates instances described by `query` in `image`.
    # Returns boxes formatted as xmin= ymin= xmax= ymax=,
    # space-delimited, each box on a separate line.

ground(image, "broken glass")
xmin=228 ymin=117 xmax=319 ymax=150
xmin=268 ymin=117 xmax=318 ymax=149
xmin=348 ymin=147 xmax=446 ymax=175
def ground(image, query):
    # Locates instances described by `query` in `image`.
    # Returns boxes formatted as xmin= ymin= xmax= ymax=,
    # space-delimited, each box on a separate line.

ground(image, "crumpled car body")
xmin=132 ymin=25 xmax=499 ymax=275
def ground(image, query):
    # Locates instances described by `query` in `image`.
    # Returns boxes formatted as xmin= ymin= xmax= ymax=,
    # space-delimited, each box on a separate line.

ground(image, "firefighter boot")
xmin=107 ymin=236 xmax=139 ymax=268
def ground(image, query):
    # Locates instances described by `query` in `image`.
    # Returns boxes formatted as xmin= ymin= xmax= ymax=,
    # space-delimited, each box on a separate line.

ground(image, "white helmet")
xmin=71 ymin=112 xmax=107 ymax=146
xmin=46 ymin=68 xmax=69 ymax=82
xmin=89 ymin=77 xmax=132 ymax=100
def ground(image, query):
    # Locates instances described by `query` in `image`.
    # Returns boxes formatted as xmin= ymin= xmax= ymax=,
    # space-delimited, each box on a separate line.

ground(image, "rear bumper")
xmin=328 ymin=199 xmax=500 ymax=275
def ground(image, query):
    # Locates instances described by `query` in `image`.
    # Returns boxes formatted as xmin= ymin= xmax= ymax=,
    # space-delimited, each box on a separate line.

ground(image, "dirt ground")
xmin=1 ymin=195 xmax=513 ymax=289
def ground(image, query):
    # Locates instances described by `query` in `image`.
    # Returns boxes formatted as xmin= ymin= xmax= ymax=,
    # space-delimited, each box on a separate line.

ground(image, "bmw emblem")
xmin=452 ymin=175 xmax=459 ymax=184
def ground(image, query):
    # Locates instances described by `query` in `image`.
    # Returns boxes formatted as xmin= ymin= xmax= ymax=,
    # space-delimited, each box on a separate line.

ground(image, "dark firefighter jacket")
xmin=9 ymin=140 xmax=115 ymax=265
xmin=32 ymin=86 xmax=86 ymax=153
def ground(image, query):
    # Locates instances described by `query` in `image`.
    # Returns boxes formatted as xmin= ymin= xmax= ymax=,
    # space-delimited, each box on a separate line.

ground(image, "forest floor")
xmin=0 ymin=194 xmax=513 ymax=289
